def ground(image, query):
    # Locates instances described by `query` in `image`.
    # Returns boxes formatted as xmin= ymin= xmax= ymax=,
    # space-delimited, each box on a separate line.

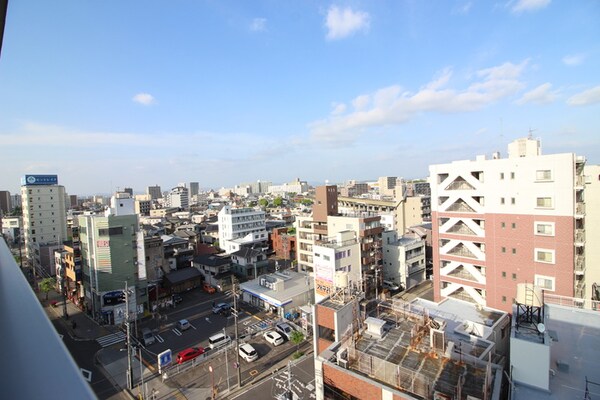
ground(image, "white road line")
xmin=190 ymin=323 xmax=197 ymax=330
xmin=155 ymin=335 xmax=164 ymax=343
xmin=80 ymin=368 xmax=92 ymax=382
xmin=172 ymin=328 xmax=182 ymax=336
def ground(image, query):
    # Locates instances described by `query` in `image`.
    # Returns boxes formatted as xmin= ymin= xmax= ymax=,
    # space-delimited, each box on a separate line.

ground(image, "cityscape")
xmin=1 ymin=2 xmax=600 ymax=400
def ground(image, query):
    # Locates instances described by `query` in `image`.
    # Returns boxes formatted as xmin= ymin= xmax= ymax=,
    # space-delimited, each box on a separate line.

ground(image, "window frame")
xmin=535 ymin=248 xmax=555 ymax=264
xmin=535 ymin=274 xmax=555 ymax=291
xmin=534 ymin=221 xmax=555 ymax=237
xmin=536 ymin=196 xmax=554 ymax=209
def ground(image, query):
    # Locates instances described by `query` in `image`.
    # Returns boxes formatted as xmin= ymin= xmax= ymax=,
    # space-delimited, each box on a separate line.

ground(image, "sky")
xmin=0 ymin=0 xmax=599 ymax=195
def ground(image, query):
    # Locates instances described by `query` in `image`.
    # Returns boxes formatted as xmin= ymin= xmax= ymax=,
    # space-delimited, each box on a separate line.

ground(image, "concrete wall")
xmin=510 ymin=336 xmax=550 ymax=391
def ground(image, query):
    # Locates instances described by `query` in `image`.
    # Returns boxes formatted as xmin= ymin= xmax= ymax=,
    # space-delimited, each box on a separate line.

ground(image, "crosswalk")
xmin=96 ymin=331 xmax=126 ymax=347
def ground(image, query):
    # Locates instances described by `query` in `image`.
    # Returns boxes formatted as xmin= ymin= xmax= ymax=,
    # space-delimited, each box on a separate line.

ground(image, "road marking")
xmin=96 ymin=331 xmax=126 ymax=347
xmin=252 ymin=315 xmax=262 ymax=321
xmin=172 ymin=328 xmax=182 ymax=336
xmin=190 ymin=323 xmax=197 ymax=330
xmin=249 ymin=369 xmax=259 ymax=376
xmin=155 ymin=335 xmax=164 ymax=343
xmin=205 ymin=317 xmax=211 ymax=323
xmin=81 ymin=368 xmax=92 ymax=382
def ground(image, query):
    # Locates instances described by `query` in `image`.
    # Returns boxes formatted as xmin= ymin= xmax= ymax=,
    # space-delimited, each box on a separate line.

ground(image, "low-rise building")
xmin=382 ymin=231 xmax=426 ymax=291
xmin=193 ymin=254 xmax=233 ymax=292
xmin=230 ymin=247 xmax=269 ymax=280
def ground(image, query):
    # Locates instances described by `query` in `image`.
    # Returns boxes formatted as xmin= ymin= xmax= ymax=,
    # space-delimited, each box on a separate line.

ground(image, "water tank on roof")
xmin=516 ymin=283 xmax=543 ymax=307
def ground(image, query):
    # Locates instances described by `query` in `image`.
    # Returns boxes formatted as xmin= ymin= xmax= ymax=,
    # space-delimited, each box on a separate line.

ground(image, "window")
xmin=512 ymin=223 xmax=516 ymax=229
xmin=501 ymin=247 xmax=506 ymax=253
xmin=502 ymin=271 xmax=506 ymax=278
xmin=500 ymin=173 xmax=504 ymax=180
xmin=512 ymin=273 xmax=517 ymax=280
xmin=535 ymin=274 xmax=555 ymax=291
xmin=536 ymin=197 xmax=553 ymax=208
xmin=535 ymin=248 xmax=555 ymax=264
xmin=512 ymin=248 xmax=517 ymax=254
xmin=323 ymin=255 xmax=330 ymax=261
xmin=502 ymin=296 xmax=507 ymax=303
xmin=535 ymin=222 xmax=554 ymax=236
xmin=510 ymin=172 xmax=515 ymax=179
xmin=536 ymin=170 xmax=552 ymax=181
xmin=501 ymin=222 xmax=505 ymax=228
xmin=511 ymin=198 xmax=515 ymax=205
xmin=501 ymin=198 xmax=505 ymax=205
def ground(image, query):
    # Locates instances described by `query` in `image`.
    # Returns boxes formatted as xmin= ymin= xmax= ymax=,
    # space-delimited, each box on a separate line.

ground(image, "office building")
xmin=189 ymin=181 xmax=199 ymax=197
xmin=378 ymin=176 xmax=397 ymax=197
xmin=20 ymin=174 xmax=68 ymax=274
xmin=78 ymin=192 xmax=147 ymax=324
xmin=0 ymin=190 xmax=11 ymax=214
xmin=146 ymin=185 xmax=162 ymax=200
xmin=166 ymin=186 xmax=189 ymax=210
xmin=429 ymin=137 xmax=587 ymax=313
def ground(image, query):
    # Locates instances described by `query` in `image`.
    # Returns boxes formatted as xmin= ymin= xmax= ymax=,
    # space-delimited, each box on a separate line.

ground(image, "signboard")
xmin=315 ymin=278 xmax=333 ymax=297
xmin=21 ymin=174 xmax=58 ymax=186
xmin=97 ymin=240 xmax=110 ymax=247
xmin=158 ymin=349 xmax=173 ymax=374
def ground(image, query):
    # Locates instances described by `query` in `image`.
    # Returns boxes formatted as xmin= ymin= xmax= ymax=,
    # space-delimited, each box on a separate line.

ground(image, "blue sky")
xmin=1 ymin=0 xmax=599 ymax=195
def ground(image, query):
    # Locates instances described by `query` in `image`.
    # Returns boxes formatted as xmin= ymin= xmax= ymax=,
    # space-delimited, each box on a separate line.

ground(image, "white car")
xmin=264 ymin=330 xmax=284 ymax=346
xmin=239 ymin=343 xmax=259 ymax=362
xmin=177 ymin=319 xmax=191 ymax=331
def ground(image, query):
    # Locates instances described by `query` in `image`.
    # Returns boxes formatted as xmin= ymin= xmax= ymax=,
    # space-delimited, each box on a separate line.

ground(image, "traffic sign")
xmin=158 ymin=349 xmax=173 ymax=374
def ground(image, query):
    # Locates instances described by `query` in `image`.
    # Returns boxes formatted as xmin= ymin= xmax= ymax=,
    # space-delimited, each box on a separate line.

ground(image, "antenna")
xmin=528 ymin=127 xmax=537 ymax=139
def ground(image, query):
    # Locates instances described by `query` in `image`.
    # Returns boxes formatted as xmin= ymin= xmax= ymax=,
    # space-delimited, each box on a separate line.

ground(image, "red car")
xmin=177 ymin=347 xmax=205 ymax=364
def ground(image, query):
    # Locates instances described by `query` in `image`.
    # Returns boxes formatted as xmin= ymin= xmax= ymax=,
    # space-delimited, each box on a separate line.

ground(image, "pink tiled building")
xmin=429 ymin=137 xmax=586 ymax=313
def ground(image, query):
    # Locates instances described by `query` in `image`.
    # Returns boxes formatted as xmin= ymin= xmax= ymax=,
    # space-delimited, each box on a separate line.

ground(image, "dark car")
xmin=177 ymin=347 xmax=205 ymax=364
xmin=172 ymin=293 xmax=183 ymax=304
xmin=212 ymin=303 xmax=231 ymax=315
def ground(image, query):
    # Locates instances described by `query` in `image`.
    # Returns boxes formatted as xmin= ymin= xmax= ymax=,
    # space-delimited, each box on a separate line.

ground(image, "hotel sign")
xmin=21 ymin=174 xmax=58 ymax=186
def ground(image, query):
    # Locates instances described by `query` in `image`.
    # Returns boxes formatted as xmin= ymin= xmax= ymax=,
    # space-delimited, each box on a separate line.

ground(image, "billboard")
xmin=21 ymin=174 xmax=58 ymax=186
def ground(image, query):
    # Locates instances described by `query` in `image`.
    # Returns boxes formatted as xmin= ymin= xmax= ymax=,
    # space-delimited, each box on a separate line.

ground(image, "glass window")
xmin=535 ymin=249 xmax=555 ymax=264
xmin=536 ymin=197 xmax=553 ymax=208
xmin=535 ymin=274 xmax=555 ymax=291
xmin=536 ymin=170 xmax=552 ymax=181
xmin=535 ymin=222 xmax=554 ymax=236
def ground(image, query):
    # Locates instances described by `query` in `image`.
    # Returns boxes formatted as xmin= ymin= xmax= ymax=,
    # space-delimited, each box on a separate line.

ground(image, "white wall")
xmin=510 ymin=336 xmax=550 ymax=391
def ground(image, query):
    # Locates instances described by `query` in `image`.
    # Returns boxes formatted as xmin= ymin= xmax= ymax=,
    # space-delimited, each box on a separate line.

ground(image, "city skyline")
xmin=1 ymin=1 xmax=599 ymax=194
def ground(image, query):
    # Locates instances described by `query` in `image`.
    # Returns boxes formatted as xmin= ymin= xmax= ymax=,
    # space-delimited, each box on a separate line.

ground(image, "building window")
xmin=536 ymin=170 xmax=552 ymax=181
xmin=500 ymin=173 xmax=504 ymax=180
xmin=502 ymin=271 xmax=506 ymax=278
xmin=535 ymin=248 xmax=555 ymax=264
xmin=511 ymin=172 xmax=515 ymax=179
xmin=511 ymin=198 xmax=516 ymax=205
xmin=512 ymin=223 xmax=516 ymax=229
xmin=501 ymin=198 xmax=505 ymax=205
xmin=512 ymin=273 xmax=517 ymax=280
xmin=501 ymin=247 xmax=506 ymax=253
xmin=535 ymin=274 xmax=555 ymax=291
xmin=536 ymin=197 xmax=553 ymax=208
xmin=512 ymin=248 xmax=517 ymax=254
xmin=534 ymin=222 xmax=555 ymax=236
xmin=502 ymin=296 xmax=507 ymax=303
xmin=501 ymin=222 xmax=505 ymax=228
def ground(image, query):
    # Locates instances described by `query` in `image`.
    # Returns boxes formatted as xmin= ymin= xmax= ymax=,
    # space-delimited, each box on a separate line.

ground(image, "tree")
xmin=301 ymin=199 xmax=313 ymax=206
xmin=39 ymin=277 xmax=56 ymax=300
xmin=290 ymin=330 xmax=305 ymax=355
xmin=273 ymin=196 xmax=283 ymax=207
xmin=258 ymin=198 xmax=269 ymax=208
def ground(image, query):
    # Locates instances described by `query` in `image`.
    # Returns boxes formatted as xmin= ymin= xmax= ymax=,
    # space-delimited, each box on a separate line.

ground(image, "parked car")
xmin=263 ymin=330 xmax=284 ymax=346
xmin=208 ymin=332 xmax=231 ymax=349
xmin=239 ymin=343 xmax=259 ymax=362
xmin=177 ymin=347 xmax=205 ymax=364
xmin=383 ymin=280 xmax=401 ymax=291
xmin=172 ymin=293 xmax=183 ymax=304
xmin=212 ymin=302 xmax=231 ymax=314
xmin=203 ymin=282 xmax=216 ymax=294
xmin=141 ymin=328 xmax=155 ymax=346
xmin=275 ymin=322 xmax=294 ymax=340
xmin=177 ymin=319 xmax=191 ymax=331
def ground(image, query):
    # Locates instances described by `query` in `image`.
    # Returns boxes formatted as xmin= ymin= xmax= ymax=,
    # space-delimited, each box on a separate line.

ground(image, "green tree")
xmin=39 ymin=277 xmax=56 ymax=300
xmin=290 ymin=330 xmax=305 ymax=355
xmin=258 ymin=198 xmax=269 ymax=208
xmin=287 ymin=227 xmax=296 ymax=235
xmin=273 ymin=196 xmax=283 ymax=207
xmin=301 ymin=199 xmax=313 ymax=206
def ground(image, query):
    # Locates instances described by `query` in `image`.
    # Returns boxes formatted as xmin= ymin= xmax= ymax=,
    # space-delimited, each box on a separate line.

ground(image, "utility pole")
xmin=125 ymin=281 xmax=134 ymax=390
xmin=286 ymin=361 xmax=292 ymax=400
xmin=232 ymin=275 xmax=242 ymax=387
xmin=224 ymin=327 xmax=231 ymax=394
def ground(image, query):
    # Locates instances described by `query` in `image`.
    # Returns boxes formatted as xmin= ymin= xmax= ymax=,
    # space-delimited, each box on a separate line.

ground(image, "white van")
xmin=208 ymin=332 xmax=231 ymax=349
xmin=383 ymin=280 xmax=400 ymax=291
xmin=142 ymin=328 xmax=155 ymax=346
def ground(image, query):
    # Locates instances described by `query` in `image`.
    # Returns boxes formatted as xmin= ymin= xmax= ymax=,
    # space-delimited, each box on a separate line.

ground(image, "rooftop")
xmin=240 ymin=270 xmax=313 ymax=307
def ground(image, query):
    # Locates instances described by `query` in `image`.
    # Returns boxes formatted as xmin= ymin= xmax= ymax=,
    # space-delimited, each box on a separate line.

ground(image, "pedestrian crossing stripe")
xmin=155 ymin=335 xmax=164 ymax=343
xmin=96 ymin=331 xmax=126 ymax=347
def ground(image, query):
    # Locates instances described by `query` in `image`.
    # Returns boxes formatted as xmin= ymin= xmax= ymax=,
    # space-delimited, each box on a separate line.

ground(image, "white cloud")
xmin=132 ymin=93 xmax=156 ymax=105
xmin=562 ymin=53 xmax=586 ymax=66
xmin=325 ymin=6 xmax=370 ymax=40
xmin=309 ymin=60 xmax=528 ymax=144
xmin=250 ymin=18 xmax=267 ymax=32
xmin=510 ymin=0 xmax=551 ymax=13
xmin=331 ymin=102 xmax=347 ymax=115
xmin=567 ymin=85 xmax=600 ymax=106
xmin=516 ymin=83 xmax=558 ymax=105
xmin=453 ymin=2 xmax=473 ymax=15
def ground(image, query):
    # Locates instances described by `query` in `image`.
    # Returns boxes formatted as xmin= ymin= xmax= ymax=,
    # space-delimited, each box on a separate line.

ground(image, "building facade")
xmin=429 ymin=137 xmax=587 ymax=312
xmin=146 ymin=185 xmax=162 ymax=200
xmin=218 ymin=205 xmax=267 ymax=254
xmin=382 ymin=231 xmax=426 ymax=291
xmin=20 ymin=175 xmax=68 ymax=274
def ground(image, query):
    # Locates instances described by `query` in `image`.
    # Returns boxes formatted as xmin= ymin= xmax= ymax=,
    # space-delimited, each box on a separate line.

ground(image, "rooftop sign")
xmin=21 ymin=175 xmax=58 ymax=186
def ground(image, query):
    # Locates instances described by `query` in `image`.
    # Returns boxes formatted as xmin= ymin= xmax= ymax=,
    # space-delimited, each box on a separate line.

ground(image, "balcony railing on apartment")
xmin=575 ymin=255 xmax=585 ymax=274
xmin=447 ymin=269 xmax=480 ymax=282
xmin=544 ymin=292 xmax=599 ymax=311
xmin=0 ymin=239 xmax=96 ymax=399
xmin=575 ymin=281 xmax=586 ymax=298
xmin=445 ymin=202 xmax=476 ymax=213
xmin=576 ymin=202 xmax=585 ymax=216
xmin=446 ymin=224 xmax=477 ymax=235
xmin=447 ymin=247 xmax=477 ymax=259
xmin=575 ymin=229 xmax=585 ymax=245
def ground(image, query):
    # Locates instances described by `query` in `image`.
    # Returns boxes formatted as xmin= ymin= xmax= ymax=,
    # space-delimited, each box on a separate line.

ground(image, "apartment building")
xmin=218 ymin=205 xmax=267 ymax=254
xmin=338 ymin=180 xmax=369 ymax=197
xmin=0 ymin=190 xmax=11 ymax=214
xmin=268 ymin=178 xmax=309 ymax=196
xmin=20 ymin=174 xmax=68 ymax=274
xmin=429 ymin=137 xmax=587 ymax=313
xmin=166 ymin=186 xmax=189 ymax=210
xmin=377 ymin=176 xmax=397 ymax=198
xmin=382 ymin=230 xmax=426 ymax=291
xmin=146 ymin=185 xmax=162 ymax=200
xmin=584 ymin=165 xmax=600 ymax=299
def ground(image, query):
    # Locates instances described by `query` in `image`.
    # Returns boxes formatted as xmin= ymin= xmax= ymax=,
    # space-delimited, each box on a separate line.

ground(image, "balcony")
xmin=0 ymin=239 xmax=95 ymax=398
xmin=576 ymin=202 xmax=585 ymax=217
xmin=575 ymin=255 xmax=585 ymax=275
xmin=575 ymin=281 xmax=586 ymax=299
xmin=575 ymin=229 xmax=585 ymax=246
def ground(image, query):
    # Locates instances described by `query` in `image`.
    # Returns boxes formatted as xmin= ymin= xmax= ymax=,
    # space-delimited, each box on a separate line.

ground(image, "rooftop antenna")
xmin=528 ymin=127 xmax=537 ymax=139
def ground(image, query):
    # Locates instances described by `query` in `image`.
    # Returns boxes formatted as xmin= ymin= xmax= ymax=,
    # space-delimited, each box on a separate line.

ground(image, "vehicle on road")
xmin=177 ymin=347 xmax=205 ymax=364
xmin=177 ymin=319 xmax=191 ymax=331
xmin=263 ymin=330 xmax=284 ymax=346
xmin=212 ymin=302 xmax=231 ymax=314
xmin=239 ymin=343 xmax=259 ymax=362
xmin=208 ymin=332 xmax=231 ymax=349
xmin=275 ymin=322 xmax=294 ymax=340
xmin=141 ymin=328 xmax=155 ymax=346
xmin=203 ymin=282 xmax=216 ymax=294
